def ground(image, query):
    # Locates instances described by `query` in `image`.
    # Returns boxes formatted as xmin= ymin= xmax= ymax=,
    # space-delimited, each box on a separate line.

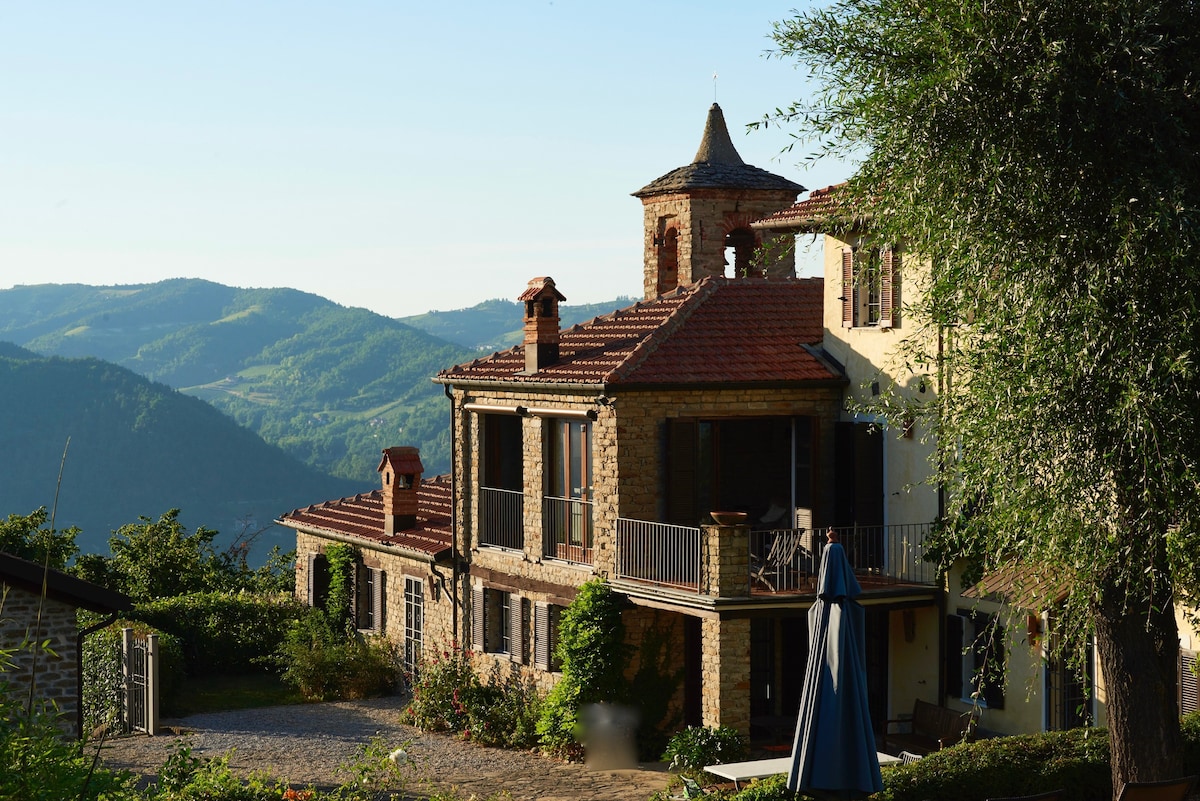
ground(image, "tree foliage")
xmin=73 ymin=509 xmax=295 ymax=601
xmin=537 ymin=579 xmax=631 ymax=756
xmin=0 ymin=508 xmax=78 ymax=571
xmin=764 ymin=0 xmax=1200 ymax=785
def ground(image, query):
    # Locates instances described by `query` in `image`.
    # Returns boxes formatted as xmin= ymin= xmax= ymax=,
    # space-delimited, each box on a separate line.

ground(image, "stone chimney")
xmin=518 ymin=276 xmax=566 ymax=374
xmin=379 ymin=446 xmax=423 ymax=534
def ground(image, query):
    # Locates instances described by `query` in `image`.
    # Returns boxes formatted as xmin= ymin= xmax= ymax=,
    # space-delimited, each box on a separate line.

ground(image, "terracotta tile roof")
xmin=962 ymin=561 xmax=1072 ymax=611
xmin=436 ymin=277 xmax=839 ymax=388
xmin=753 ymin=183 xmax=851 ymax=231
xmin=633 ymin=104 xmax=805 ymax=198
xmin=279 ymin=475 xmax=452 ymax=560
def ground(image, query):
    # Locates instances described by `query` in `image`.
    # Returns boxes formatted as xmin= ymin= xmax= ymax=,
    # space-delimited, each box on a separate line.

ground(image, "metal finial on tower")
xmin=712 ymin=71 xmax=719 ymax=101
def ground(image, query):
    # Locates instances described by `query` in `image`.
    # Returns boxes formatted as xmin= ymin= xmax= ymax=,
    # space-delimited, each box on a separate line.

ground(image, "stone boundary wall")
xmin=0 ymin=583 xmax=80 ymax=735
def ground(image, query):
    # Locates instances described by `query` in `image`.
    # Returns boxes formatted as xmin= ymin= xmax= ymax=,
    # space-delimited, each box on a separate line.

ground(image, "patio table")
xmin=705 ymin=753 xmax=902 ymax=789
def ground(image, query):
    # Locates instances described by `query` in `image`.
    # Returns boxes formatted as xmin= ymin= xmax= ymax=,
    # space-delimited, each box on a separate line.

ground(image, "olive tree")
xmin=763 ymin=0 xmax=1200 ymax=787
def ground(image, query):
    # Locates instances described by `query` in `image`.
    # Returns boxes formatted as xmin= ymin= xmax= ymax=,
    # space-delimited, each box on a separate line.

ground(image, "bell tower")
xmin=632 ymin=104 xmax=805 ymax=300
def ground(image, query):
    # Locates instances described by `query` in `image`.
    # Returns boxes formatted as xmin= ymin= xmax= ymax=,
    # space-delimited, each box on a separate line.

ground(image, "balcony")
xmin=612 ymin=520 xmax=937 ymax=597
xmin=543 ymin=495 xmax=594 ymax=565
xmin=615 ymin=519 xmax=702 ymax=592
xmin=479 ymin=487 xmax=524 ymax=550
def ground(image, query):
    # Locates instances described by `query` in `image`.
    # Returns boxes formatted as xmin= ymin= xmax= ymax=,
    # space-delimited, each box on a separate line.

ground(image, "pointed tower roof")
xmin=692 ymin=103 xmax=744 ymax=165
xmin=633 ymin=103 xmax=804 ymax=198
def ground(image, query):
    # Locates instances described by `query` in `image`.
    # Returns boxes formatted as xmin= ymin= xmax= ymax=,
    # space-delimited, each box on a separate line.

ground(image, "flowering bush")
xmin=404 ymin=646 xmax=542 ymax=749
xmin=403 ymin=646 xmax=479 ymax=734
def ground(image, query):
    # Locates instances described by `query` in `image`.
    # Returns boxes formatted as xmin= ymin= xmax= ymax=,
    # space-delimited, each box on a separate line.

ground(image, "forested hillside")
xmin=0 ymin=280 xmax=479 ymax=479
xmin=400 ymin=296 xmax=636 ymax=351
xmin=0 ymin=280 xmax=631 ymax=482
xmin=0 ymin=346 xmax=362 ymax=556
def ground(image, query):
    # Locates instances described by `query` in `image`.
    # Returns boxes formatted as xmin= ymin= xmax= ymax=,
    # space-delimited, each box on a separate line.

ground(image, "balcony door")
xmin=546 ymin=418 xmax=593 ymax=560
xmin=480 ymin=413 xmax=524 ymax=549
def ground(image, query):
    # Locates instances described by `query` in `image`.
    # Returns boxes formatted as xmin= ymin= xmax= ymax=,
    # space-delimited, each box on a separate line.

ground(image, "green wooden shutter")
xmin=842 ymin=249 xmax=855 ymax=328
xmin=880 ymin=247 xmax=896 ymax=328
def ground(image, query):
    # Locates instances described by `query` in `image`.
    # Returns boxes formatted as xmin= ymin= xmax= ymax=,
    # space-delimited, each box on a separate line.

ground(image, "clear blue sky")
xmin=0 ymin=1 xmax=850 ymax=318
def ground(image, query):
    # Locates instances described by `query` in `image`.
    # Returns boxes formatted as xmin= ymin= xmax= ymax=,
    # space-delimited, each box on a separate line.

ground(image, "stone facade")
xmin=700 ymin=616 xmax=752 ymax=731
xmin=0 ymin=584 xmax=81 ymax=733
xmin=446 ymin=381 xmax=845 ymax=738
xmin=641 ymin=189 xmax=800 ymax=300
xmin=293 ymin=531 xmax=458 ymax=666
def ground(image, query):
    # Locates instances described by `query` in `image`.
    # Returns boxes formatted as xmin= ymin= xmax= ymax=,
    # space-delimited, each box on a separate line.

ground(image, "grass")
xmin=167 ymin=673 xmax=306 ymax=717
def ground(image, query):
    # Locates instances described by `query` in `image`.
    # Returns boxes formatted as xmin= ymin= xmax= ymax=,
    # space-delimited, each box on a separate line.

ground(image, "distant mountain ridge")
xmin=399 ymin=296 xmax=637 ymax=352
xmin=0 ymin=280 xmax=631 ymax=482
xmin=0 ymin=346 xmax=362 ymax=556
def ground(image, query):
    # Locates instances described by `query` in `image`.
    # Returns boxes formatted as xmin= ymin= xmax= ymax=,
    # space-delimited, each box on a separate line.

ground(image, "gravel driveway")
xmin=97 ymin=696 xmax=671 ymax=801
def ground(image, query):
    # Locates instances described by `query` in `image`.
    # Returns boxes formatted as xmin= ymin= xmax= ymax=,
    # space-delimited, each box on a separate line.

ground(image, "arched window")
xmin=724 ymin=227 xmax=756 ymax=277
xmin=657 ymin=226 xmax=679 ymax=295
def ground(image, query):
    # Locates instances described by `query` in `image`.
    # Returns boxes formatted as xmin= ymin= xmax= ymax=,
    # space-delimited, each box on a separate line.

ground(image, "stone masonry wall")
xmin=700 ymin=615 xmax=751 ymax=733
xmin=613 ymin=385 xmax=845 ymax=527
xmin=641 ymin=189 xmax=800 ymax=300
xmin=0 ymin=583 xmax=81 ymax=735
xmin=293 ymin=531 xmax=457 ymax=667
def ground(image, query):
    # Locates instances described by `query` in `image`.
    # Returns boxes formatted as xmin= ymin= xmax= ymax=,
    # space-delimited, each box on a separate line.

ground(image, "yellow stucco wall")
xmin=820 ymin=233 xmax=940 ymax=528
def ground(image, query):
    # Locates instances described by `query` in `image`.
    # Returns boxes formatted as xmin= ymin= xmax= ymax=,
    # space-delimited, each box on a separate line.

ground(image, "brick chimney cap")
xmin=378 ymin=446 xmax=423 ymax=475
xmin=518 ymin=276 xmax=567 ymax=303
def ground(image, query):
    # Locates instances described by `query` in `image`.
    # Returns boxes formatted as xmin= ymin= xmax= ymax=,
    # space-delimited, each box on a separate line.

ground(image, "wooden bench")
xmin=883 ymin=699 xmax=978 ymax=756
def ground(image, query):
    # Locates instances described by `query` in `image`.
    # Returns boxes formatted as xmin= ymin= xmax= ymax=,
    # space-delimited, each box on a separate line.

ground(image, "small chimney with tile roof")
xmin=379 ymin=446 xmax=423 ymax=534
xmin=519 ymin=277 xmax=567 ymax=374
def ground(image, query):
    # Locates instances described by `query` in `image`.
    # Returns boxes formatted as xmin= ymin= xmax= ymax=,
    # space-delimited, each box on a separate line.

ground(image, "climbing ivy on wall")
xmin=536 ymin=578 xmax=631 ymax=757
xmin=323 ymin=542 xmax=356 ymax=635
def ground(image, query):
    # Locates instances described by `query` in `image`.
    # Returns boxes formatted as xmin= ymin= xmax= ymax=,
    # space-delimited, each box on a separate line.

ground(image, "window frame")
xmin=842 ymin=245 xmax=899 ymax=329
xmin=404 ymin=576 xmax=423 ymax=673
xmin=947 ymin=610 xmax=1006 ymax=709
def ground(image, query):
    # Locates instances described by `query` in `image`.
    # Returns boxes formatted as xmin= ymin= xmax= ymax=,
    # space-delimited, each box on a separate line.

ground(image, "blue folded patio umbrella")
xmin=788 ymin=535 xmax=884 ymax=798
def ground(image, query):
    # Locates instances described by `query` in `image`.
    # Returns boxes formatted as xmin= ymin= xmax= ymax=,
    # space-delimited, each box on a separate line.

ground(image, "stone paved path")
xmin=97 ymin=697 xmax=673 ymax=801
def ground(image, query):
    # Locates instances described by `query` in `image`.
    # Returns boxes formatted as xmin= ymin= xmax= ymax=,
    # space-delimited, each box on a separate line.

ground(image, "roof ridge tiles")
xmin=602 ymin=278 xmax=720 ymax=383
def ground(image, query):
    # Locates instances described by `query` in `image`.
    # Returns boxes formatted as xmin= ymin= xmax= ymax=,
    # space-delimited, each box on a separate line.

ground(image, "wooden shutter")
xmin=471 ymin=585 xmax=485 ymax=652
xmin=312 ymin=553 xmax=321 ymax=604
xmin=534 ymin=602 xmax=550 ymax=669
xmin=841 ymin=249 xmax=855 ymax=328
xmin=1182 ymin=650 xmax=1199 ymax=716
xmin=509 ymin=594 xmax=526 ymax=664
xmin=308 ymin=553 xmax=330 ymax=609
xmin=982 ymin=618 xmax=1006 ymax=709
xmin=945 ymin=614 xmax=965 ymax=699
xmin=666 ymin=420 xmax=698 ymax=526
xmin=880 ymin=247 xmax=896 ymax=328
xmin=372 ymin=568 xmax=385 ymax=633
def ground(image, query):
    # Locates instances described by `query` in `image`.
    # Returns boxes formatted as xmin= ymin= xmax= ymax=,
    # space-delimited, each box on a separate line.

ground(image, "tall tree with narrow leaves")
xmin=763 ymin=0 xmax=1200 ymax=788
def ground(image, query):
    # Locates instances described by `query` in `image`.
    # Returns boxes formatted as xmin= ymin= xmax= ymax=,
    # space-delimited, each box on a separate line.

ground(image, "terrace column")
xmin=701 ymin=519 xmax=750 ymax=598
xmin=700 ymin=616 xmax=752 ymax=735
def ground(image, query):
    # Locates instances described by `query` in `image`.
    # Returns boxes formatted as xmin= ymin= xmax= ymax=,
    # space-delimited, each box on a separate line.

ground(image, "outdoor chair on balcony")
xmin=750 ymin=528 xmax=806 ymax=592
xmin=1116 ymin=776 xmax=1197 ymax=801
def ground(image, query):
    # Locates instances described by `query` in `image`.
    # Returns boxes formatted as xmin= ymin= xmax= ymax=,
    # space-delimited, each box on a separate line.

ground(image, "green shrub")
xmin=1 ymin=644 xmax=140 ymax=800
xmin=403 ymin=646 xmax=479 ymax=734
xmin=133 ymin=591 xmax=305 ymax=676
xmin=463 ymin=661 xmax=543 ymax=749
xmin=663 ymin=725 xmax=749 ymax=778
xmin=80 ymin=616 xmax=186 ymax=728
xmin=274 ymin=608 xmax=400 ymax=701
xmin=153 ymin=742 xmax=287 ymax=801
xmin=1181 ymin=709 xmax=1200 ymax=767
xmin=537 ymin=579 xmax=630 ymax=757
xmin=880 ymin=729 xmax=1110 ymax=801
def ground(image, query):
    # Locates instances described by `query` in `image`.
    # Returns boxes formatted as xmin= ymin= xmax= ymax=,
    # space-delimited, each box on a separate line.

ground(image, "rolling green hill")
xmin=0 ymin=280 xmax=630 ymax=482
xmin=0 ymin=280 xmax=479 ymax=479
xmin=399 ymin=296 xmax=636 ymax=351
xmin=0 ymin=348 xmax=363 ymax=557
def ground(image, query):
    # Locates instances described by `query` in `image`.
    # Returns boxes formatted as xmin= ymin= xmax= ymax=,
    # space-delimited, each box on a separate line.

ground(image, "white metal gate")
xmin=121 ymin=628 xmax=159 ymax=735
